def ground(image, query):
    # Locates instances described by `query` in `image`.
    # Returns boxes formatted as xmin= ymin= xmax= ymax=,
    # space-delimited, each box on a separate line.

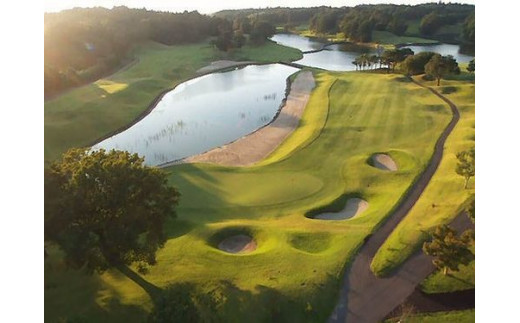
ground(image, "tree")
xmin=455 ymin=147 xmax=475 ymax=189
xmin=420 ymin=12 xmax=442 ymax=36
xmin=423 ymin=225 xmax=474 ymax=275
xmin=462 ymin=12 xmax=475 ymax=44
xmin=214 ymin=19 xmax=234 ymax=51
xmin=466 ymin=195 xmax=475 ymax=223
xmin=467 ymin=59 xmax=475 ymax=73
xmin=45 ymin=148 xmax=180 ymax=274
xmin=233 ymin=30 xmax=246 ymax=48
xmin=425 ymin=54 xmax=459 ymax=86
xmin=387 ymin=17 xmax=408 ymax=36
xmin=381 ymin=48 xmax=414 ymax=72
xmin=250 ymin=20 xmax=275 ymax=45
xmin=401 ymin=51 xmax=436 ymax=75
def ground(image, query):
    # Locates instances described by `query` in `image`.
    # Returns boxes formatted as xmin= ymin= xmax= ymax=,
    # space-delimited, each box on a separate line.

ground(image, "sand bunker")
xmin=314 ymin=198 xmax=369 ymax=220
xmin=218 ymin=234 xmax=257 ymax=254
xmin=370 ymin=153 xmax=398 ymax=171
xmin=196 ymin=60 xmax=255 ymax=74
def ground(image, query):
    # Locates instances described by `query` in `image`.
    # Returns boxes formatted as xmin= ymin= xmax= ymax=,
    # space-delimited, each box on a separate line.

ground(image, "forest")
xmin=44 ymin=3 xmax=474 ymax=98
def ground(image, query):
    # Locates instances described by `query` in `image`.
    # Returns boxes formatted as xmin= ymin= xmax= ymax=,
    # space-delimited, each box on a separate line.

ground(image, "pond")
xmin=271 ymin=34 xmax=375 ymax=71
xmin=402 ymin=43 xmax=474 ymax=63
xmin=93 ymin=64 xmax=299 ymax=166
xmin=271 ymin=33 xmax=474 ymax=69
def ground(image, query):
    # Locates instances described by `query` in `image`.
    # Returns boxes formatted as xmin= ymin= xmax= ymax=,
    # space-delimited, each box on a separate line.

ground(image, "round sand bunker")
xmin=218 ymin=234 xmax=257 ymax=254
xmin=370 ymin=153 xmax=398 ymax=171
xmin=315 ymin=198 xmax=369 ymax=220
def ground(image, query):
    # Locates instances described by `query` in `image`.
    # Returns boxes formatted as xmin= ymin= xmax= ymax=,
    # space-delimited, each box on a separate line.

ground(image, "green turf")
xmin=371 ymin=76 xmax=475 ymax=277
xmin=385 ymin=309 xmax=475 ymax=323
xmin=44 ymin=40 xmax=302 ymax=165
xmin=404 ymin=20 xmax=422 ymax=36
xmin=371 ymin=31 xmax=438 ymax=45
xmin=45 ymin=71 xmax=454 ymax=322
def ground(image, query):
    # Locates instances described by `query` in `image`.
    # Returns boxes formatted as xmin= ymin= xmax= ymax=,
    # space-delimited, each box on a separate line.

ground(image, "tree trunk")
xmin=464 ymin=177 xmax=469 ymax=189
xmin=437 ymin=77 xmax=440 ymax=86
xmin=443 ymin=267 xmax=448 ymax=275
xmin=117 ymin=265 xmax=162 ymax=302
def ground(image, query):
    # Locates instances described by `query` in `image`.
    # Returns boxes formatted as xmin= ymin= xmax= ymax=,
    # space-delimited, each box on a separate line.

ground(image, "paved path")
xmin=328 ymin=79 xmax=471 ymax=323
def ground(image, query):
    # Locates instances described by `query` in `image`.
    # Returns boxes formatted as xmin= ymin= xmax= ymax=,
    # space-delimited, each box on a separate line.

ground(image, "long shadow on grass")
xmin=152 ymin=276 xmax=339 ymax=322
xmin=45 ymin=258 xmax=149 ymax=322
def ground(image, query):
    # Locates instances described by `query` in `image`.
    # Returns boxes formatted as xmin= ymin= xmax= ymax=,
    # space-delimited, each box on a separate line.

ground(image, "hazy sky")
xmin=44 ymin=0 xmax=475 ymax=14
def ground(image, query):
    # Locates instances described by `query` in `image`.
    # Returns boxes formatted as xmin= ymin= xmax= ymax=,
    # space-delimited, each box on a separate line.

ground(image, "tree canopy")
xmin=425 ymin=54 xmax=459 ymax=86
xmin=423 ymin=225 xmax=474 ymax=275
xmin=250 ymin=20 xmax=276 ymax=45
xmin=466 ymin=195 xmax=475 ymax=223
xmin=44 ymin=7 xmax=219 ymax=98
xmin=401 ymin=51 xmax=436 ymax=75
xmin=381 ymin=48 xmax=414 ymax=72
xmin=44 ymin=148 xmax=180 ymax=273
xmin=467 ymin=59 xmax=475 ymax=73
xmin=455 ymin=147 xmax=475 ymax=189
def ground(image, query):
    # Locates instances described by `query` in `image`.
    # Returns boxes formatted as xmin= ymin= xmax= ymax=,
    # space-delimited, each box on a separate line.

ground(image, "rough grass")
xmin=371 ymin=76 xmax=475 ymax=277
xmin=44 ymin=40 xmax=302 ymax=165
xmin=385 ymin=309 xmax=475 ymax=323
xmin=45 ymin=72 xmax=453 ymax=322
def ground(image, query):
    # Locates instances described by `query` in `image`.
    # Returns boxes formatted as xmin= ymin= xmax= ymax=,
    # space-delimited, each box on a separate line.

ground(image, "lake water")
xmin=93 ymin=64 xmax=298 ymax=166
xmin=271 ymin=34 xmax=374 ymax=71
xmin=402 ymin=43 xmax=474 ymax=63
xmin=271 ymin=33 xmax=474 ymax=70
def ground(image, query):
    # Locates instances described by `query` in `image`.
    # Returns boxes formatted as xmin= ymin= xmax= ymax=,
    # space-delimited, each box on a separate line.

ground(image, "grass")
xmin=371 ymin=31 xmax=438 ymax=45
xmin=298 ymin=29 xmax=347 ymax=42
xmin=44 ymin=40 xmax=302 ymax=165
xmin=371 ymin=76 xmax=475 ymax=277
xmin=296 ymin=28 xmax=437 ymax=49
xmin=420 ymin=244 xmax=475 ymax=294
xmin=385 ymin=309 xmax=475 ymax=323
xmin=45 ymin=71 xmax=454 ymax=322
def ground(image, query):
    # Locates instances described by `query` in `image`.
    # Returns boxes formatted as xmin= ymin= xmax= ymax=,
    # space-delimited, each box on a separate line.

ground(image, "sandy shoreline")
xmin=180 ymin=71 xmax=315 ymax=167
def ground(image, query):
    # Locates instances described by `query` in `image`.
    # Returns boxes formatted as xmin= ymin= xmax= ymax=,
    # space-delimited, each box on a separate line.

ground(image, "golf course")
xmin=44 ymin=3 xmax=476 ymax=322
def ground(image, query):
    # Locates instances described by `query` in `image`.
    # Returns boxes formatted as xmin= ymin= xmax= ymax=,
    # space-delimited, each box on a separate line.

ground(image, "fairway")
xmin=371 ymin=76 xmax=475 ymax=277
xmin=45 ymin=71 xmax=455 ymax=322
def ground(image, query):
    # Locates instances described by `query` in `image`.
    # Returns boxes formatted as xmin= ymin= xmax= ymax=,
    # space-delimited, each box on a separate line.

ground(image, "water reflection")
xmin=271 ymin=33 xmax=474 ymax=70
xmin=401 ymin=43 xmax=474 ymax=63
xmin=93 ymin=64 xmax=298 ymax=165
xmin=271 ymin=34 xmax=375 ymax=71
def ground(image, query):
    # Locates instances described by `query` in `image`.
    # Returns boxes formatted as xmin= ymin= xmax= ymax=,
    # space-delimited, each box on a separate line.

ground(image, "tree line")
xmin=45 ymin=6 xmax=281 ymax=98
xmin=215 ymin=4 xmax=474 ymax=45
xmin=351 ymin=47 xmax=469 ymax=87
xmin=45 ymin=7 xmax=225 ymax=98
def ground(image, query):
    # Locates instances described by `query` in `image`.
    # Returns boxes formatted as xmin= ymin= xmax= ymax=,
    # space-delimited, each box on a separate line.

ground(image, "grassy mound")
xmin=288 ymin=232 xmax=333 ymax=253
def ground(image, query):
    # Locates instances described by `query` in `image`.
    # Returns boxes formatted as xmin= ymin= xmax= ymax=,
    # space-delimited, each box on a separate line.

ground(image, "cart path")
xmin=329 ymin=79 xmax=470 ymax=323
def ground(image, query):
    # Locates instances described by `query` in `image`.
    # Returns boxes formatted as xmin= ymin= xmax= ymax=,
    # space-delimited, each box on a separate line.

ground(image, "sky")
xmin=44 ymin=0 xmax=475 ymax=14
